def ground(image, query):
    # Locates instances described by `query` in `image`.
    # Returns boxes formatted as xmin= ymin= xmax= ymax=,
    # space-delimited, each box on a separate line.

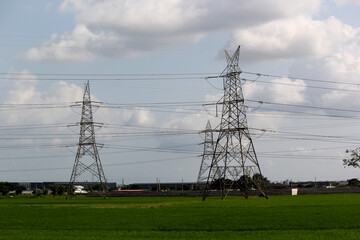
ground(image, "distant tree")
xmin=348 ymin=178 xmax=360 ymax=187
xmin=235 ymin=175 xmax=253 ymax=191
xmin=56 ymin=185 xmax=67 ymax=195
xmin=297 ymin=183 xmax=304 ymax=188
xmin=42 ymin=188 xmax=49 ymax=196
xmin=49 ymin=184 xmax=67 ymax=196
xmin=49 ymin=185 xmax=57 ymax=195
xmin=343 ymin=148 xmax=360 ymax=168
xmin=0 ymin=182 xmax=15 ymax=195
xmin=252 ymin=173 xmax=269 ymax=189
xmin=210 ymin=178 xmax=233 ymax=190
xmin=90 ymin=183 xmax=105 ymax=191
xmin=32 ymin=189 xmax=42 ymax=197
xmin=15 ymin=186 xmax=26 ymax=195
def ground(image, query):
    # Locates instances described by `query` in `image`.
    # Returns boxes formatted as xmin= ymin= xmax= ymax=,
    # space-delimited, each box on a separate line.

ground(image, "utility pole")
xmin=196 ymin=121 xmax=215 ymax=189
xmin=202 ymin=46 xmax=268 ymax=200
xmin=67 ymin=81 xmax=108 ymax=198
xmin=156 ymin=178 xmax=160 ymax=191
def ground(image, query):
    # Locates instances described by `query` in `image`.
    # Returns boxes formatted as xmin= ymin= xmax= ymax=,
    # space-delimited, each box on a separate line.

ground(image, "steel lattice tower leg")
xmin=196 ymin=121 xmax=215 ymax=189
xmin=202 ymin=46 xmax=268 ymax=200
xmin=67 ymin=81 xmax=109 ymax=198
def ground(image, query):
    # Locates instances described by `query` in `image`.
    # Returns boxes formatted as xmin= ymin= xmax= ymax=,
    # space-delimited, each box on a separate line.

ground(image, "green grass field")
xmin=0 ymin=194 xmax=359 ymax=239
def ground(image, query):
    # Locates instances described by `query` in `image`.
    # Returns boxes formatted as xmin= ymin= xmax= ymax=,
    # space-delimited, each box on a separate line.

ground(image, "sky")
xmin=1 ymin=0 xmax=360 ymax=185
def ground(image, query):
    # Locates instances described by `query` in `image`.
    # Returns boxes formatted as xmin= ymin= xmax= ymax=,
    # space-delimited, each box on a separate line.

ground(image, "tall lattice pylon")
xmin=196 ymin=121 xmax=215 ymax=189
xmin=67 ymin=81 xmax=108 ymax=198
xmin=202 ymin=46 xmax=268 ymax=200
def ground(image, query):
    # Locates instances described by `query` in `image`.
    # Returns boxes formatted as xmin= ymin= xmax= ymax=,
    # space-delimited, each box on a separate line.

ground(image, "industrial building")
xmin=10 ymin=182 xmax=116 ymax=191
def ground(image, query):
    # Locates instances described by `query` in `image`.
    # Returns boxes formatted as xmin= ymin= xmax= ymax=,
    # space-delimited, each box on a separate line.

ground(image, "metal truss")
xmin=67 ymin=81 xmax=109 ymax=198
xmin=196 ymin=121 xmax=215 ymax=189
xmin=203 ymin=46 xmax=268 ymax=200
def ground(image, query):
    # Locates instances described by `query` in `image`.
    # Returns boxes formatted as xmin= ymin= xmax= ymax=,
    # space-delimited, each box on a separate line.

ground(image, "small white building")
xmin=74 ymin=185 xmax=88 ymax=194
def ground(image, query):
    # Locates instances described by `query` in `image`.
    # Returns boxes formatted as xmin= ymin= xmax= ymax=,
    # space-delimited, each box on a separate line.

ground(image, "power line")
xmin=104 ymin=98 xmax=360 ymax=115
xmin=0 ymin=116 xmax=359 ymax=147
xmin=0 ymin=143 xmax=70 ymax=150
xmin=0 ymin=76 xmax=208 ymax=81
xmin=256 ymin=135 xmax=360 ymax=145
xmin=0 ymin=72 xmax=217 ymax=77
xmin=247 ymin=78 xmax=360 ymax=93
xmin=258 ymin=144 xmax=358 ymax=154
xmin=2 ymin=71 xmax=360 ymax=96
xmin=2 ymin=69 xmax=359 ymax=88
xmin=247 ymin=99 xmax=360 ymax=114
xmin=3 ymin=74 xmax=360 ymax=94
xmin=0 ymin=123 xmax=70 ymax=130
xmin=243 ymin=71 xmax=360 ymax=88
xmin=251 ymin=127 xmax=360 ymax=141
xmin=204 ymin=98 xmax=360 ymax=118
xmin=103 ymin=100 xmax=213 ymax=107
xmin=2 ymin=97 xmax=359 ymax=121
xmin=0 ymin=154 xmax=73 ymax=161
xmin=105 ymin=144 xmax=199 ymax=155
xmin=0 ymin=156 xmax=195 ymax=173
xmin=206 ymin=71 xmax=360 ymax=93
xmin=250 ymin=106 xmax=360 ymax=120
xmin=257 ymin=154 xmax=343 ymax=160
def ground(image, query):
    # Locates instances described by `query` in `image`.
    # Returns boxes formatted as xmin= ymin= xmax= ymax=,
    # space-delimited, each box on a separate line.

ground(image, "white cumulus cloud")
xmin=331 ymin=0 xmax=360 ymax=6
xmin=228 ymin=16 xmax=354 ymax=62
xmin=25 ymin=0 xmax=321 ymax=62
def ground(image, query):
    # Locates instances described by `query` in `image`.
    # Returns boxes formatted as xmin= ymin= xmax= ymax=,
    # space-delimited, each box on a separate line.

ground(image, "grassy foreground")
xmin=0 ymin=194 xmax=359 ymax=239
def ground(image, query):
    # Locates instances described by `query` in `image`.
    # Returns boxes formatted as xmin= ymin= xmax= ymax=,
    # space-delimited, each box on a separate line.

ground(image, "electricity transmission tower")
xmin=196 ymin=121 xmax=214 ymax=189
xmin=202 ymin=46 xmax=268 ymax=200
xmin=67 ymin=81 xmax=108 ymax=198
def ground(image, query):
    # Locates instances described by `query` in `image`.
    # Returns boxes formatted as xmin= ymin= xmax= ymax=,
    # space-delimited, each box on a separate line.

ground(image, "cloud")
xmin=25 ymin=0 xmax=321 ymax=62
xmin=25 ymin=25 xmax=110 ymax=62
xmin=2 ymin=72 xmax=84 ymax=125
xmin=0 ymin=71 xmax=160 ymax=165
xmin=286 ymin=27 xmax=360 ymax=111
xmin=98 ymin=107 xmax=155 ymax=127
xmin=60 ymin=0 xmax=320 ymax=32
xmin=225 ymin=13 xmax=360 ymax=113
xmin=4 ymin=70 xmax=39 ymax=104
xmin=228 ymin=16 xmax=354 ymax=62
xmin=242 ymin=78 xmax=307 ymax=104
xmin=269 ymin=78 xmax=307 ymax=104
xmin=331 ymin=0 xmax=360 ymax=6
xmin=1 ymin=71 xmax=156 ymax=128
